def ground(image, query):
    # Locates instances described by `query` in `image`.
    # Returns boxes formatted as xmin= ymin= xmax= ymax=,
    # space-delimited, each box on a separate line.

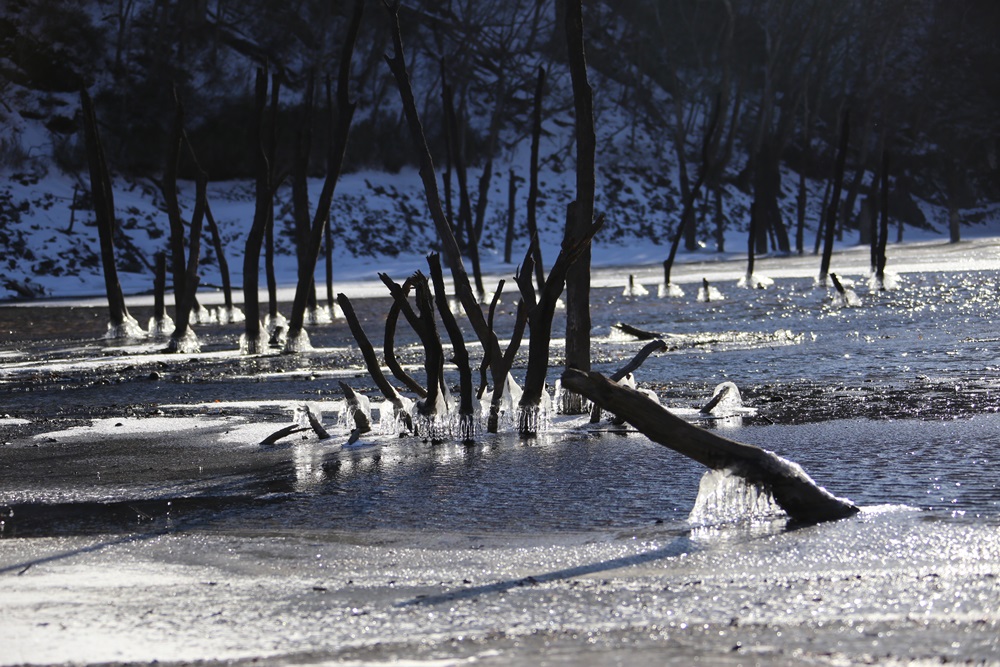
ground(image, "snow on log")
xmin=561 ymin=368 xmax=860 ymax=523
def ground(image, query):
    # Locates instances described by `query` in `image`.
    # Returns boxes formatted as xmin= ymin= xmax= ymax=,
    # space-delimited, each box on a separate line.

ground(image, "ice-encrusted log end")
xmin=561 ymin=368 xmax=860 ymax=524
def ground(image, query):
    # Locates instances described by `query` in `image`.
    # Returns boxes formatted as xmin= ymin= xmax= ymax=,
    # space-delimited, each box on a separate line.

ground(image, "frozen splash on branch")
xmin=658 ymin=282 xmax=685 ymax=298
xmin=688 ymin=467 xmax=784 ymax=526
xmin=105 ymin=314 xmax=145 ymax=340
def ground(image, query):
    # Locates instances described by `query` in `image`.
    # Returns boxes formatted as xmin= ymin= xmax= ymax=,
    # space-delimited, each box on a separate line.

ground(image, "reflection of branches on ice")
xmin=658 ymin=282 xmax=685 ymax=298
xmin=105 ymin=315 xmax=145 ymax=340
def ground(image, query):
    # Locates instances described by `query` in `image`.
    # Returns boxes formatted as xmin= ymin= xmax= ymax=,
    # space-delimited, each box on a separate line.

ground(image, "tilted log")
xmin=561 ymin=368 xmax=860 ymax=524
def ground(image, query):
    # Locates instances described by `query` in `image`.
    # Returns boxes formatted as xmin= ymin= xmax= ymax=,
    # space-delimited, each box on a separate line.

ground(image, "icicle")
xmin=146 ymin=314 xmax=175 ymax=337
xmin=658 ymin=282 xmax=685 ymax=298
xmin=283 ymin=328 xmax=313 ymax=352
xmin=216 ymin=306 xmax=245 ymax=324
xmin=239 ymin=322 xmax=269 ymax=355
xmin=167 ymin=328 xmax=200 ymax=353
xmin=105 ymin=314 xmax=145 ymax=340
xmin=688 ymin=467 xmax=784 ymax=526
xmin=622 ymin=274 xmax=649 ymax=297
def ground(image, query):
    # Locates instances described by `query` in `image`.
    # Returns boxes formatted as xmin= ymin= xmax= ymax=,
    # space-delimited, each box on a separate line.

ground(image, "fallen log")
xmin=561 ymin=368 xmax=859 ymax=524
xmin=612 ymin=322 xmax=662 ymax=341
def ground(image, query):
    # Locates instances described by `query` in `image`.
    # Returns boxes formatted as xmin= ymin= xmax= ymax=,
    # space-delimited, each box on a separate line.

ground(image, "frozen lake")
xmin=1 ymin=241 xmax=999 ymax=664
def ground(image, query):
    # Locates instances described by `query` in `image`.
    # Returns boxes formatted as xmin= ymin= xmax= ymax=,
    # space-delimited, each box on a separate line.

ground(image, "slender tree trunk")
xmin=285 ymin=0 xmax=363 ymax=351
xmin=428 ymin=253 xmax=476 ymax=442
xmin=876 ymin=149 xmax=890 ymax=286
xmin=382 ymin=2 xmax=505 ymax=395
xmin=265 ymin=74 xmax=281 ymax=326
xmin=204 ymin=201 xmax=234 ymax=312
xmin=819 ymin=110 xmax=850 ymax=286
xmin=504 ymin=168 xmax=517 ymax=264
xmin=526 ymin=65 xmax=546 ymax=290
xmin=563 ymin=0 xmax=597 ymax=412
xmin=80 ymin=88 xmax=133 ymax=336
xmin=242 ymin=66 xmax=271 ymax=354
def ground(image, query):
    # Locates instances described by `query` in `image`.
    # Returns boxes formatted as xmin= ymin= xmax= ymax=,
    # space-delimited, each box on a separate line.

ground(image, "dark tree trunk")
xmin=163 ymin=86 xmax=187 ymax=318
xmin=285 ymin=0 xmax=363 ymax=351
xmin=876 ymin=150 xmax=890 ymax=287
xmin=504 ymin=169 xmax=517 ymax=264
xmin=203 ymin=201 xmax=234 ymax=313
xmin=380 ymin=272 xmax=447 ymax=438
xmin=383 ymin=3 xmax=506 ymax=403
xmin=819 ymin=110 xmax=850 ymax=286
xmin=516 ymin=204 xmax=604 ymax=434
xmin=747 ymin=200 xmax=757 ymax=280
xmin=152 ymin=252 xmax=167 ymax=332
xmin=563 ymin=0 xmax=597 ymax=412
xmin=337 ymin=292 xmax=412 ymax=434
xmin=753 ymin=142 xmax=791 ymax=254
xmin=265 ymin=74 xmax=281 ymax=326
xmin=442 ymin=75 xmax=485 ymax=300
xmin=242 ymin=66 xmax=271 ymax=354
xmin=383 ymin=276 xmax=428 ymax=399
xmin=428 ymin=253 xmax=476 ymax=442
xmin=80 ymin=88 xmax=133 ymax=336
xmin=526 ymin=65 xmax=546 ymax=289
xmin=662 ymin=102 xmax=721 ymax=287
xmin=168 ymin=168 xmax=206 ymax=352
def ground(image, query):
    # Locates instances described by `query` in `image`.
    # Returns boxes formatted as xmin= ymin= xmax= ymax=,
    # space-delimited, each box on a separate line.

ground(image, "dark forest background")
xmin=2 ymin=0 xmax=999 ymax=227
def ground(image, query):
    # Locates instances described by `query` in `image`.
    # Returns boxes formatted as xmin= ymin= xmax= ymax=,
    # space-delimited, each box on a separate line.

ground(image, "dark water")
xmin=1 ymin=269 xmax=999 ymax=537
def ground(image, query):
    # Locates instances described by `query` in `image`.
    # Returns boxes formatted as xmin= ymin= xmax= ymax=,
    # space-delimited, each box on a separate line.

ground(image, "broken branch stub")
xmin=561 ymin=368 xmax=859 ymax=524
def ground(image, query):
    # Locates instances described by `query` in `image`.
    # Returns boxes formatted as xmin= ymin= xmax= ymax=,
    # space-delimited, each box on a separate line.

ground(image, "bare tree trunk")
xmin=203 ymin=201 xmax=234 ymax=314
xmin=242 ymin=66 xmax=271 ymax=354
xmin=526 ymin=65 xmax=546 ymax=289
xmin=337 ymin=292 xmax=412 ymax=433
xmin=380 ymin=271 xmax=448 ymax=438
xmin=876 ymin=150 xmax=890 ymax=287
xmin=163 ymin=87 xmax=187 ymax=318
xmin=152 ymin=251 xmax=167 ymax=331
xmin=382 ymin=2 xmax=505 ymax=398
xmin=80 ymin=88 xmax=134 ymax=337
xmin=383 ymin=276 xmax=428 ymax=399
xmin=285 ymin=0 xmax=363 ymax=351
xmin=819 ymin=110 xmax=850 ymax=286
xmin=428 ymin=253 xmax=476 ymax=442
xmin=504 ymin=169 xmax=517 ymax=264
xmin=168 ymin=168 xmax=206 ymax=352
xmin=563 ymin=0 xmax=597 ymax=413
xmin=516 ymin=205 xmax=604 ymax=434
xmin=265 ymin=74 xmax=281 ymax=327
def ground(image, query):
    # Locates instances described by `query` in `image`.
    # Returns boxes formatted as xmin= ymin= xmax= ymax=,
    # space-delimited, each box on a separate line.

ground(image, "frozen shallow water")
xmin=1 ymin=246 xmax=999 ymax=664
